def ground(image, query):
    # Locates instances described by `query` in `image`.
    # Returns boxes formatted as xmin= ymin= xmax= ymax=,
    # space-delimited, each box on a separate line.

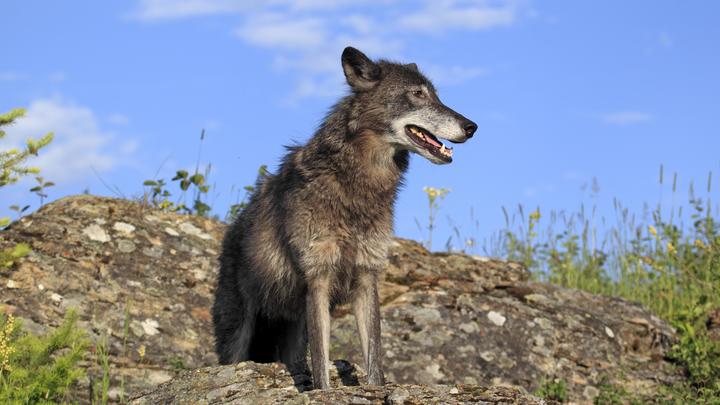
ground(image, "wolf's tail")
xmin=212 ymin=273 xmax=298 ymax=364
xmin=212 ymin=240 xmax=290 ymax=364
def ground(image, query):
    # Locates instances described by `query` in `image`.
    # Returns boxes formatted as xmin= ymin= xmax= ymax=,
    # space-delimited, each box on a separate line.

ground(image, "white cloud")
xmin=0 ymin=72 xmax=26 ymax=82
xmin=236 ymin=14 xmax=327 ymax=50
xmin=399 ymin=0 xmax=518 ymax=33
xmin=132 ymin=0 xmax=249 ymax=20
xmin=107 ymin=113 xmax=130 ymax=126
xmin=5 ymin=98 xmax=134 ymax=183
xmin=131 ymin=0 xmax=523 ymax=99
xmin=424 ymin=65 xmax=489 ymax=86
xmin=602 ymin=111 xmax=652 ymax=126
xmin=132 ymin=0 xmax=389 ymax=20
xmin=49 ymin=71 xmax=66 ymax=82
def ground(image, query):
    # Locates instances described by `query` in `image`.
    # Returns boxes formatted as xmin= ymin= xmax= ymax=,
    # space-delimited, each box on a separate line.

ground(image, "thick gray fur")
xmin=212 ymin=46 xmax=476 ymax=389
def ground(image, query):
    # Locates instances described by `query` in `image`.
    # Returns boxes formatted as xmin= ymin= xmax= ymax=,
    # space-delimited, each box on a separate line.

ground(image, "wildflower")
xmin=666 ymin=242 xmax=676 ymax=255
xmin=0 ymin=313 xmax=16 ymax=373
xmin=423 ymin=186 xmax=449 ymax=200
xmin=648 ymin=225 xmax=658 ymax=237
xmin=137 ymin=344 xmax=146 ymax=360
xmin=695 ymin=239 xmax=706 ymax=250
xmin=529 ymin=209 xmax=541 ymax=221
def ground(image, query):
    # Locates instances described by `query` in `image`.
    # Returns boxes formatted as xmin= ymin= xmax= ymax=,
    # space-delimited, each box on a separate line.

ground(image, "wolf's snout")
xmin=462 ymin=120 xmax=477 ymax=139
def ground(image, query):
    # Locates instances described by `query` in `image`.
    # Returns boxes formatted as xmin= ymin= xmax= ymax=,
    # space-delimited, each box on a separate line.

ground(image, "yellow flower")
xmin=137 ymin=344 xmax=146 ymax=360
xmin=423 ymin=186 xmax=450 ymax=201
xmin=666 ymin=242 xmax=676 ymax=255
xmin=423 ymin=186 xmax=437 ymax=198
xmin=648 ymin=225 xmax=658 ymax=237
xmin=0 ymin=313 xmax=16 ymax=373
xmin=695 ymin=239 xmax=706 ymax=250
xmin=529 ymin=209 xmax=541 ymax=221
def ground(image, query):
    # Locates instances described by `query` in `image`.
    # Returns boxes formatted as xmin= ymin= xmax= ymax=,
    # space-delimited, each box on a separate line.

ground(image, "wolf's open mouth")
xmin=405 ymin=125 xmax=453 ymax=162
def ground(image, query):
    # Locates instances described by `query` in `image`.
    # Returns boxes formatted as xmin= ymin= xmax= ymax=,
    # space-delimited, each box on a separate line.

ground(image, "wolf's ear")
xmin=342 ymin=47 xmax=380 ymax=91
xmin=406 ymin=63 xmax=418 ymax=72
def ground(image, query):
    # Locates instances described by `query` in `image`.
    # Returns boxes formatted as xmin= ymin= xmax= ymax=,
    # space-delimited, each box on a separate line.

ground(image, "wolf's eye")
xmin=412 ymin=90 xmax=425 ymax=99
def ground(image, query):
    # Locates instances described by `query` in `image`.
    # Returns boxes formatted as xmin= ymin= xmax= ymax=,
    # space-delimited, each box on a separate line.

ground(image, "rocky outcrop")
xmin=130 ymin=361 xmax=547 ymax=404
xmin=331 ymin=239 xmax=679 ymax=402
xmin=0 ymin=196 xmax=680 ymax=403
xmin=1 ymin=196 xmax=221 ymax=401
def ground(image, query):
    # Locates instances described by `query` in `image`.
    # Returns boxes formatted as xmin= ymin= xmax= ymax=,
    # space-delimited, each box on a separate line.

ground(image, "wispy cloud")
xmin=130 ymin=0 xmax=525 ymax=99
xmin=6 ymin=98 xmax=136 ymax=183
xmin=602 ymin=111 xmax=652 ymax=126
xmin=424 ymin=65 xmax=489 ymax=86
xmin=132 ymin=0 xmax=248 ymax=20
xmin=236 ymin=14 xmax=327 ymax=50
xmin=0 ymin=72 xmax=26 ymax=82
xmin=48 ymin=71 xmax=66 ymax=82
xmin=399 ymin=0 xmax=518 ymax=33
xmin=107 ymin=113 xmax=130 ymax=126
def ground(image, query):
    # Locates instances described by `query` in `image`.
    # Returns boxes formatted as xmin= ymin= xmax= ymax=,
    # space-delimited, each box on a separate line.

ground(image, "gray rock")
xmin=0 ymin=196 xmax=681 ymax=403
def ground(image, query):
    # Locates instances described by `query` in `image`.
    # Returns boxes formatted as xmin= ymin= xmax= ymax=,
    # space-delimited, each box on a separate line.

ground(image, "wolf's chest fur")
xmin=246 ymin=130 xmax=408 ymax=312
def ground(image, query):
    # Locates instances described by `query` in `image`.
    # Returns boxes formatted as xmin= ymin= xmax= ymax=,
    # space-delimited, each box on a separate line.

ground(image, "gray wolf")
xmin=212 ymin=46 xmax=476 ymax=389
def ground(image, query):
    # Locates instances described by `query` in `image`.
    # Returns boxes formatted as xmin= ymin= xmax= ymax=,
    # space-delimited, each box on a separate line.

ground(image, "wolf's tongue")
xmin=425 ymin=135 xmax=442 ymax=148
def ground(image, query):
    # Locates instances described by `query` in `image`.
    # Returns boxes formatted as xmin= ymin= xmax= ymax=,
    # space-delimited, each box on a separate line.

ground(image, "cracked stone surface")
xmin=130 ymin=361 xmax=547 ymax=404
xmin=0 ymin=195 xmax=681 ymax=403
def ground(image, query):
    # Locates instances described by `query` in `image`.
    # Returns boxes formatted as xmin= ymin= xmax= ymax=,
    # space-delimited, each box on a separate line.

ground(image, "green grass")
xmin=491 ymin=168 xmax=720 ymax=403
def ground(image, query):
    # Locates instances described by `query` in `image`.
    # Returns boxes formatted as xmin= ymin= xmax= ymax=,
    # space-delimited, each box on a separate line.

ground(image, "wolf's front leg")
xmin=353 ymin=271 xmax=385 ymax=385
xmin=306 ymin=274 xmax=332 ymax=389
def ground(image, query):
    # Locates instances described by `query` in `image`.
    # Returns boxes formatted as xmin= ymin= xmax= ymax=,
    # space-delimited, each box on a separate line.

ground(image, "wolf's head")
xmin=342 ymin=47 xmax=476 ymax=164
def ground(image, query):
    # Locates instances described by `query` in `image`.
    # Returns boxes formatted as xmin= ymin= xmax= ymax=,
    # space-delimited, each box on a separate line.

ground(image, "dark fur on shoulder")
xmin=212 ymin=47 xmax=476 ymax=389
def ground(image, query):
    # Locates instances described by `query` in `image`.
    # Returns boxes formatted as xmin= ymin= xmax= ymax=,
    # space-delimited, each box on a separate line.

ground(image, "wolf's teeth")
xmin=440 ymin=145 xmax=445 ymax=153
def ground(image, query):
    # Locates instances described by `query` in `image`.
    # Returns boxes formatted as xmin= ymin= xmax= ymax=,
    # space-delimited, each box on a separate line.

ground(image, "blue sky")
xmin=3 ymin=1 xmax=719 ymax=252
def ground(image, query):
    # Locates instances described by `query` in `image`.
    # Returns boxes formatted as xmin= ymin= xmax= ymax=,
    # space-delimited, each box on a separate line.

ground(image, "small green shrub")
xmin=0 ymin=310 xmax=88 ymax=404
xmin=142 ymin=129 xmax=213 ymax=216
xmin=534 ymin=377 xmax=567 ymax=402
xmin=1 ymin=107 xmax=53 ymax=269
xmin=0 ymin=243 xmax=31 ymax=270
xmin=0 ymin=108 xmax=53 ymax=192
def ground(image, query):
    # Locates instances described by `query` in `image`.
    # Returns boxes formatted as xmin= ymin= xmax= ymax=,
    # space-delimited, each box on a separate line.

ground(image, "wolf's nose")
xmin=463 ymin=121 xmax=477 ymax=138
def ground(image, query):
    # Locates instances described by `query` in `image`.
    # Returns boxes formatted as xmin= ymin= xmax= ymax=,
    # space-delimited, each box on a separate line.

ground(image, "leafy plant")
xmin=142 ymin=178 xmax=174 ymax=211
xmin=30 ymin=176 xmax=55 ymax=207
xmin=171 ymin=167 xmax=211 ymax=216
xmin=593 ymin=376 xmax=634 ymax=405
xmin=0 ymin=243 xmax=31 ymax=270
xmin=1 ymin=107 xmax=54 ymax=228
xmin=534 ymin=377 xmax=567 ymax=402
xmin=0 ymin=108 xmax=53 ymax=189
xmin=0 ymin=310 xmax=88 ymax=404
xmin=142 ymin=129 xmax=214 ymax=216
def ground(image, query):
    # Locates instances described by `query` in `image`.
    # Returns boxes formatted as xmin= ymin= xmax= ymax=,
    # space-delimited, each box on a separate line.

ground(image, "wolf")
xmin=212 ymin=46 xmax=476 ymax=389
